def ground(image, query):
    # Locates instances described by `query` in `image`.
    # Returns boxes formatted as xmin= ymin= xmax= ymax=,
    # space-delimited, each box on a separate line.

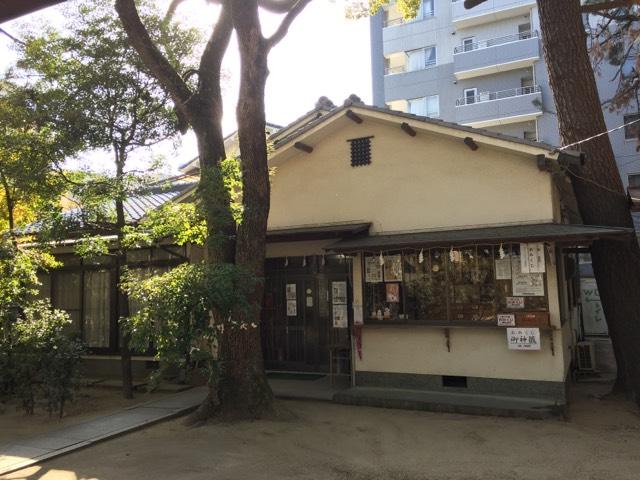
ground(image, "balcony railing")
xmin=383 ymin=8 xmax=435 ymax=27
xmin=454 ymin=31 xmax=538 ymax=54
xmin=456 ymin=85 xmax=541 ymax=106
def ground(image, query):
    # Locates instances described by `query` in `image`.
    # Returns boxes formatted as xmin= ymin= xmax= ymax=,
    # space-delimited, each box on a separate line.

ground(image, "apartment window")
xmin=624 ymin=113 xmax=640 ymax=140
xmin=423 ymin=0 xmax=435 ymax=17
xmin=408 ymin=95 xmax=439 ymax=118
xmin=463 ymin=88 xmax=477 ymax=105
xmin=462 ymin=37 xmax=475 ymax=52
xmin=629 ymin=173 xmax=640 ymax=188
xmin=518 ymin=23 xmax=532 ymax=38
xmin=406 ymin=46 xmax=437 ymax=72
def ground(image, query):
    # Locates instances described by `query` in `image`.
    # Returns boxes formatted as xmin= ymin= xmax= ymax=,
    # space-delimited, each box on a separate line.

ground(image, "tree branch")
xmin=115 ymin=0 xmax=193 ymax=118
xmin=582 ymin=0 xmax=640 ymax=13
xmin=265 ymin=0 xmax=311 ymax=50
xmin=198 ymin=2 xmax=234 ymax=107
xmin=258 ymin=0 xmax=299 ymax=13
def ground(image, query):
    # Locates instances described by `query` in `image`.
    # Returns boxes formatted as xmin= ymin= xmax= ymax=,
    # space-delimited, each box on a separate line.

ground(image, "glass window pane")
xmin=426 ymin=95 xmax=439 ymax=117
xmin=425 ymin=46 xmax=436 ymax=66
xmin=408 ymin=97 xmax=426 ymax=116
xmin=406 ymin=49 xmax=425 ymax=72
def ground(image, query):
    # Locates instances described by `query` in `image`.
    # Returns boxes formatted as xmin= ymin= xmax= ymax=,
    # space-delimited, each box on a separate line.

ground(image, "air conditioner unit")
xmin=576 ymin=341 xmax=596 ymax=371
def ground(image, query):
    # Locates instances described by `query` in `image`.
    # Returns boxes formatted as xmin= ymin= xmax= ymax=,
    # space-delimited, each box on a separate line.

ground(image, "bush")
xmin=1 ymin=300 xmax=85 ymax=417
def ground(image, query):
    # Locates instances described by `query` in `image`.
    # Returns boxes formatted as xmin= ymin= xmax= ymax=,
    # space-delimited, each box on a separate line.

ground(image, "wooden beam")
xmin=346 ymin=109 xmax=363 ymax=124
xmin=537 ymin=154 xmax=552 ymax=172
xmin=463 ymin=137 xmax=478 ymax=151
xmin=294 ymin=141 xmax=313 ymax=153
xmin=400 ymin=122 xmax=416 ymax=137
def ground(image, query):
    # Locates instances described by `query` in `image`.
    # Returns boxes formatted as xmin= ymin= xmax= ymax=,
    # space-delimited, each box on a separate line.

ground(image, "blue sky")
xmin=0 ymin=0 xmax=373 ymax=171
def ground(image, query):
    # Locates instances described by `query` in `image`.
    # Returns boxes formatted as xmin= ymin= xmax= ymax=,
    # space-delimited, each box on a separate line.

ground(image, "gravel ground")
xmin=2 ymin=382 xmax=639 ymax=480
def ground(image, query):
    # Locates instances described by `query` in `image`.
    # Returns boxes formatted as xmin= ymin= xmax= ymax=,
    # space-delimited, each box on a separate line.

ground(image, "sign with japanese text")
xmin=506 ymin=327 xmax=541 ymax=350
xmin=497 ymin=313 xmax=516 ymax=326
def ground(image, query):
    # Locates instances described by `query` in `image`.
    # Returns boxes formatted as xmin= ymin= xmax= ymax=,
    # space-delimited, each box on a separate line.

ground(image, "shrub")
xmin=3 ymin=301 xmax=85 ymax=417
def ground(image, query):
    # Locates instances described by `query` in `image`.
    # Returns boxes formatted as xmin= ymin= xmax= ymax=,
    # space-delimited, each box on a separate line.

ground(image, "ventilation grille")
xmin=348 ymin=136 xmax=373 ymax=167
xmin=577 ymin=341 xmax=596 ymax=371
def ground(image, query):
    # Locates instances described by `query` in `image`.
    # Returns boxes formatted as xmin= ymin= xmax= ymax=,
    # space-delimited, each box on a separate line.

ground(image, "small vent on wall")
xmin=348 ymin=136 xmax=373 ymax=167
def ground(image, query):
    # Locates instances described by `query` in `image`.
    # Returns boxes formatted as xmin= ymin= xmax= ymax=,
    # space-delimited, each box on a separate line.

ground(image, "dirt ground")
xmin=2 ymin=382 xmax=640 ymax=480
xmin=0 ymin=387 xmax=170 ymax=446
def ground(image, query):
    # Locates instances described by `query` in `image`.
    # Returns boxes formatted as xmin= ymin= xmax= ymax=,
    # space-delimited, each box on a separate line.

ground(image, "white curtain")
xmin=83 ymin=270 xmax=111 ymax=348
xmin=408 ymin=97 xmax=427 ymax=116
xmin=406 ymin=49 xmax=425 ymax=72
xmin=426 ymin=95 xmax=439 ymax=117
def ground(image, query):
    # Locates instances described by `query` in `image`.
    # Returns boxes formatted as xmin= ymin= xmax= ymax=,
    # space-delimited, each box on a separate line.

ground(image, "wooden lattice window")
xmin=348 ymin=136 xmax=373 ymax=167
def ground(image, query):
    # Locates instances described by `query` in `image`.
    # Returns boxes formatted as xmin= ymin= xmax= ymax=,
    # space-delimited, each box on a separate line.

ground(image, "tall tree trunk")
xmin=538 ymin=0 xmax=640 ymax=401
xmin=0 ymin=172 xmax=15 ymax=234
xmin=214 ymin=0 xmax=274 ymax=418
xmin=115 ymin=150 xmax=133 ymax=399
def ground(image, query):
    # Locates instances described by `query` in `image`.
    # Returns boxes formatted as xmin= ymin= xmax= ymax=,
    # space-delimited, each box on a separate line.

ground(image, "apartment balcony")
xmin=453 ymin=31 xmax=540 ymax=80
xmin=451 ymin=0 xmax=536 ymax=29
xmin=455 ymin=85 xmax=543 ymax=128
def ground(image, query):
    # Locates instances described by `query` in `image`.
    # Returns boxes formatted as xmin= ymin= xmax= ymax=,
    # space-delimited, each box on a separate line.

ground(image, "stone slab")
xmin=0 ymin=387 xmax=207 ymax=477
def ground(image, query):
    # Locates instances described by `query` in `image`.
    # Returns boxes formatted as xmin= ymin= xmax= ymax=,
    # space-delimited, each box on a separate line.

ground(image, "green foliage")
xmin=122 ymin=202 xmax=207 ymax=249
xmin=18 ymin=0 xmax=201 ymax=160
xmin=1 ymin=301 xmax=85 ymax=417
xmin=0 ymin=80 xmax=70 ymax=233
xmin=221 ymin=156 xmax=244 ymax=224
xmin=122 ymin=263 xmax=257 ymax=386
xmin=346 ymin=0 xmax=421 ymax=19
xmin=0 ymin=241 xmax=58 ymax=320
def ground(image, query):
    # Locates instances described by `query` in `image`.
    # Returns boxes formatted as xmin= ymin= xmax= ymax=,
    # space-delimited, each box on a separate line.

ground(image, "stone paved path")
xmin=0 ymin=387 xmax=207 ymax=476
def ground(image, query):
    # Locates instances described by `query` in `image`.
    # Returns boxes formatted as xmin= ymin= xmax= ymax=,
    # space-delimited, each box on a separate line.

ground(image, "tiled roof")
xmin=269 ymin=102 xmax=572 ymax=155
xmin=16 ymin=181 xmax=197 ymax=236
xmin=328 ymin=223 xmax=634 ymax=252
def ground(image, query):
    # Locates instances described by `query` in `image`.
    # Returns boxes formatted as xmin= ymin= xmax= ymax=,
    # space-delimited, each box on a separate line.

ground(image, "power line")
xmin=554 ymin=116 xmax=640 ymax=152
xmin=0 ymin=27 xmax=25 ymax=46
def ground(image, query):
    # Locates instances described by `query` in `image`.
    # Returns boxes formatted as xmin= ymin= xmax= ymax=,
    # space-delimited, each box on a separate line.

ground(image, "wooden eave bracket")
xmin=464 ymin=137 xmax=478 ymax=151
xmin=346 ymin=109 xmax=363 ymax=124
xmin=294 ymin=141 xmax=313 ymax=153
xmin=401 ymin=122 xmax=416 ymax=137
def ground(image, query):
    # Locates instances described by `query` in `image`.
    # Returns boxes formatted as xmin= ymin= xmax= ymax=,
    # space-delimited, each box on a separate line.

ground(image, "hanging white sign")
xmin=286 ymin=283 xmax=297 ymax=300
xmin=286 ymin=300 xmax=297 ymax=317
xmin=495 ymin=257 xmax=512 ymax=280
xmin=520 ymin=243 xmax=546 ymax=273
xmin=333 ymin=304 xmax=348 ymax=328
xmin=507 ymin=327 xmax=541 ymax=350
xmin=497 ymin=313 xmax=516 ymax=326
xmin=511 ymin=256 xmax=545 ymax=297
xmin=332 ymin=281 xmax=347 ymax=305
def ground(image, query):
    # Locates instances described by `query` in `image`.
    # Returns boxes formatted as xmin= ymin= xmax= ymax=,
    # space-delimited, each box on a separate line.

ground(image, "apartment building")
xmin=370 ymin=0 xmax=640 ymax=192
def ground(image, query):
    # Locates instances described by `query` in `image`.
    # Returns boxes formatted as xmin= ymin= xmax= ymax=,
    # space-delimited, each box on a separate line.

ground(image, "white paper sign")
xmin=495 ymin=257 xmax=512 ymax=280
xmin=507 ymin=327 xmax=541 ymax=350
xmin=286 ymin=283 xmax=297 ymax=300
xmin=332 ymin=281 xmax=347 ymax=305
xmin=520 ymin=243 xmax=546 ymax=273
xmin=511 ymin=256 xmax=545 ymax=297
xmin=333 ymin=304 xmax=348 ymax=328
xmin=286 ymin=299 xmax=297 ymax=317
xmin=365 ymin=256 xmax=383 ymax=283
xmin=497 ymin=313 xmax=516 ymax=326
xmin=506 ymin=296 xmax=525 ymax=309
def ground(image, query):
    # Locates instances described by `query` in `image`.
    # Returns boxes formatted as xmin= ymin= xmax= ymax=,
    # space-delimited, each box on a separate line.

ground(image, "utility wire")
xmin=554 ymin=117 xmax=640 ymax=152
